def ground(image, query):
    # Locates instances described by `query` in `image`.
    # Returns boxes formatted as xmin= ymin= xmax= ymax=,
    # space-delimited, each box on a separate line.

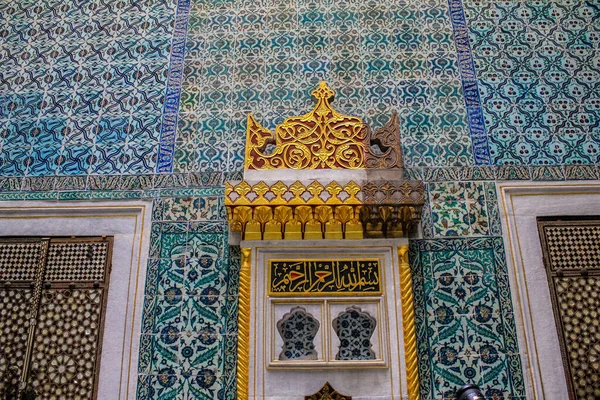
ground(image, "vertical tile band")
xmin=156 ymin=0 xmax=192 ymax=173
xmin=398 ymin=245 xmax=420 ymax=400
xmin=236 ymin=247 xmax=252 ymax=400
xmin=447 ymin=0 xmax=490 ymax=165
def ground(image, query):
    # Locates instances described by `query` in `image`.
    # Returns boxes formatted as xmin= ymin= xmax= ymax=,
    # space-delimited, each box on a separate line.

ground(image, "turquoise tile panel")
xmin=410 ymin=238 xmax=525 ymax=400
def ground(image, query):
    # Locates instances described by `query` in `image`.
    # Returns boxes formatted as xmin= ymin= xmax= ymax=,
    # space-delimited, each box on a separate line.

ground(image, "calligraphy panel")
xmin=269 ymin=259 xmax=381 ymax=296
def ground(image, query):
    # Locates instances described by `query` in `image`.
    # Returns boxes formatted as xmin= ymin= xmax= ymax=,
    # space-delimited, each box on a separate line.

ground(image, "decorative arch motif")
xmin=277 ymin=307 xmax=320 ymax=360
xmin=305 ymin=382 xmax=352 ymax=400
xmin=333 ymin=306 xmax=377 ymax=360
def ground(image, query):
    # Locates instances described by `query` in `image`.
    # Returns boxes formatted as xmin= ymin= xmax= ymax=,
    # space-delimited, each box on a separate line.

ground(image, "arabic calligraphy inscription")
xmin=269 ymin=259 xmax=381 ymax=296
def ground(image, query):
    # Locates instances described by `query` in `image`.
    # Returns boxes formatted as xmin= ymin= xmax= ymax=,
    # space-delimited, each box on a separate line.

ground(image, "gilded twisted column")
xmin=236 ymin=248 xmax=252 ymax=400
xmin=398 ymin=245 xmax=420 ymax=400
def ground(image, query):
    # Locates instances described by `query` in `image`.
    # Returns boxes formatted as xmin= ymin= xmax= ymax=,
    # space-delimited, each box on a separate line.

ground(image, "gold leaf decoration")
xmin=245 ymin=82 xmax=367 ymax=170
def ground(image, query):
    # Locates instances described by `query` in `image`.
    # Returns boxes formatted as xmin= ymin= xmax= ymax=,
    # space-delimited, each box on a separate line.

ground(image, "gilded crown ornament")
xmin=245 ymin=81 xmax=404 ymax=170
xmin=226 ymin=81 xmax=425 ymax=240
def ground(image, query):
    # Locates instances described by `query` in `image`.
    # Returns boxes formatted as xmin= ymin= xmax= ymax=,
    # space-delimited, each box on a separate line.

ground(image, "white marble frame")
xmin=498 ymin=181 xmax=600 ymax=400
xmin=243 ymin=239 xmax=410 ymax=400
xmin=0 ymin=200 xmax=152 ymax=400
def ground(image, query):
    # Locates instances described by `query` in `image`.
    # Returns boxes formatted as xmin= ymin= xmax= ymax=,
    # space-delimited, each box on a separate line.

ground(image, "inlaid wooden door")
xmin=0 ymin=237 xmax=112 ymax=400
xmin=539 ymin=219 xmax=600 ymax=400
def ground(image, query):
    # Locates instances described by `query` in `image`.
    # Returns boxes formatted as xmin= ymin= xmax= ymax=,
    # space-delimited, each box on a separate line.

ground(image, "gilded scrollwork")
xmin=226 ymin=81 xmax=425 ymax=240
xmin=245 ymin=82 xmax=367 ymax=170
xmin=365 ymin=111 xmax=403 ymax=170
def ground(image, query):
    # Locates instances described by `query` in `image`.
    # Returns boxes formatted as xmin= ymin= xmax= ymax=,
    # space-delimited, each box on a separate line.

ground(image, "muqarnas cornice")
xmin=226 ymin=82 xmax=425 ymax=240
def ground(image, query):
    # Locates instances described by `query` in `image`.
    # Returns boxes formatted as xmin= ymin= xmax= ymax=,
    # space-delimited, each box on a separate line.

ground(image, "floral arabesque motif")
xmin=333 ymin=306 xmax=377 ymax=360
xmin=277 ymin=307 xmax=320 ymax=360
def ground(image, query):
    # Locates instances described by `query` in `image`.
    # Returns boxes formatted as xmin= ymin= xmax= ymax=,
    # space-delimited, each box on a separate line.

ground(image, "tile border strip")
xmin=156 ymin=0 xmax=192 ymax=173
xmin=447 ymin=0 xmax=490 ymax=165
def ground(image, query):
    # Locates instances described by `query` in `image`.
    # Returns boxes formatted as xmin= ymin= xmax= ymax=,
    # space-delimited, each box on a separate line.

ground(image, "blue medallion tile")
xmin=157 ymin=258 xmax=185 ymax=297
xmin=146 ymin=372 xmax=184 ymax=399
xmin=178 ymin=330 xmax=220 ymax=373
xmin=152 ymin=293 xmax=184 ymax=336
xmin=411 ymin=238 xmax=523 ymax=398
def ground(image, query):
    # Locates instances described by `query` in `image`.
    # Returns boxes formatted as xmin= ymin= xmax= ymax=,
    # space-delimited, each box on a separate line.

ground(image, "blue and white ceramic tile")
xmin=410 ymin=237 xmax=524 ymax=400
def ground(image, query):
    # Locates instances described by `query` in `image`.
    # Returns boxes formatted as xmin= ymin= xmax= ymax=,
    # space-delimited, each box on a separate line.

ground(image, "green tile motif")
xmin=137 ymin=195 xmax=237 ymax=399
xmin=427 ymin=181 xmax=500 ymax=238
xmin=410 ymin=238 xmax=524 ymax=400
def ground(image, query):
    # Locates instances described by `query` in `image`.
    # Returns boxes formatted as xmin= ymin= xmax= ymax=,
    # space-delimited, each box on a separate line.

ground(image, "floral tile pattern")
xmin=463 ymin=0 xmax=600 ymax=166
xmin=0 ymin=0 xmax=176 ymax=177
xmin=3 ymin=0 xmax=597 ymax=398
xmin=410 ymin=238 xmax=525 ymax=400
xmin=137 ymin=194 xmax=236 ymax=400
xmin=427 ymin=181 xmax=500 ymax=238
xmin=172 ymin=0 xmax=475 ymax=171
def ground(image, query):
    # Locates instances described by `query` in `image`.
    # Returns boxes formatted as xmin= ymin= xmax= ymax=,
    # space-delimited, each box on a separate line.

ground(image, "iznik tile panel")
xmin=410 ymin=238 xmax=525 ymax=400
xmin=137 ymin=195 xmax=237 ymax=400
xmin=463 ymin=0 xmax=600 ymax=166
xmin=0 ymin=0 xmax=176 ymax=177
xmin=173 ymin=0 xmax=475 ymax=172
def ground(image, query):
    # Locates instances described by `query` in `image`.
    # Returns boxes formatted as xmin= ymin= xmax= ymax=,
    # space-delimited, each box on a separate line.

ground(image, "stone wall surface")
xmin=1 ymin=0 xmax=600 ymax=399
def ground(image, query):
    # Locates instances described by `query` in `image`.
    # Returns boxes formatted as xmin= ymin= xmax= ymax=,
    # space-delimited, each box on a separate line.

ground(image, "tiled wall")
xmin=410 ymin=238 xmax=524 ymax=399
xmin=2 ymin=0 xmax=600 ymax=399
xmin=137 ymin=195 xmax=239 ymax=399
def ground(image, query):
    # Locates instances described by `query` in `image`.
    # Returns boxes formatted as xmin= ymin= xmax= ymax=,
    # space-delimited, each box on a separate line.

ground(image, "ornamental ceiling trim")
xmin=226 ymin=82 xmax=425 ymax=240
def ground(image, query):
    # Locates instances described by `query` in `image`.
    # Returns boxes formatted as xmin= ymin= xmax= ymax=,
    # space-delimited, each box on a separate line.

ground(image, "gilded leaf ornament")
xmin=226 ymin=82 xmax=425 ymax=241
xmin=245 ymin=82 xmax=367 ymax=170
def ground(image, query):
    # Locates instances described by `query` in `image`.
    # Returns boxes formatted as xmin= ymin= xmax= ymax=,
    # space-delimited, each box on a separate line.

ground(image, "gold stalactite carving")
xmin=288 ymin=181 xmax=307 ymax=204
xmin=270 ymin=181 xmax=288 ymax=205
xmin=324 ymin=181 xmax=343 ymax=204
xmin=244 ymin=220 xmax=261 ymax=240
xmin=306 ymin=181 xmax=325 ymax=204
xmin=231 ymin=206 xmax=252 ymax=232
xmin=304 ymin=219 xmax=323 ymax=240
xmin=232 ymin=181 xmax=252 ymax=205
xmin=237 ymin=248 xmax=252 ymax=400
xmin=251 ymin=181 xmax=270 ymax=205
xmin=343 ymin=181 xmax=361 ymax=204
xmin=398 ymin=245 xmax=420 ymax=400
xmin=225 ymin=180 xmax=425 ymax=239
xmin=295 ymin=206 xmax=313 ymax=226
xmin=284 ymin=219 xmax=302 ymax=240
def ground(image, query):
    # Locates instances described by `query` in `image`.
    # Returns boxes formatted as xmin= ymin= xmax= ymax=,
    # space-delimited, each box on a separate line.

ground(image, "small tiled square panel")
xmin=542 ymin=223 xmax=600 ymax=270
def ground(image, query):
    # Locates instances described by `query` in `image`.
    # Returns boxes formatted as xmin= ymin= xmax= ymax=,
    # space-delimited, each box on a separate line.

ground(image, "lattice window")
xmin=539 ymin=219 xmax=600 ymax=400
xmin=333 ymin=306 xmax=377 ymax=360
xmin=0 ymin=237 xmax=112 ymax=399
xmin=277 ymin=307 xmax=320 ymax=360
